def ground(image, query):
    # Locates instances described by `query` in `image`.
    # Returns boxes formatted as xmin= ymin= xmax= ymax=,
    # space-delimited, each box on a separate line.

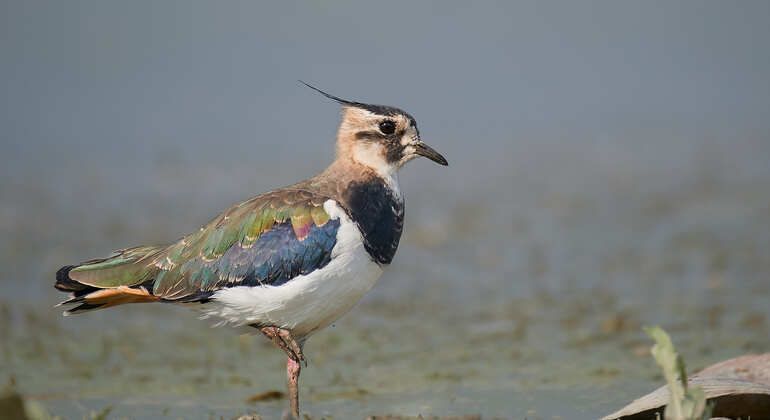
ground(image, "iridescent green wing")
xmin=150 ymin=189 xmax=339 ymax=301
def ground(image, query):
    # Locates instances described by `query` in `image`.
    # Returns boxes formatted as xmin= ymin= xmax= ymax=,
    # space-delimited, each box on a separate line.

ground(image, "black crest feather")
xmin=299 ymin=80 xmax=358 ymax=106
xmin=299 ymin=80 xmax=409 ymax=119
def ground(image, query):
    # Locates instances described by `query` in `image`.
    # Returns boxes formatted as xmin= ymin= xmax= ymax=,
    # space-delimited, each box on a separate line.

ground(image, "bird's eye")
xmin=378 ymin=120 xmax=396 ymax=135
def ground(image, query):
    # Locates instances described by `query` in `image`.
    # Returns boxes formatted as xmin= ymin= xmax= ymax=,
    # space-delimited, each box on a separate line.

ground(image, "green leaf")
xmin=643 ymin=326 xmax=712 ymax=420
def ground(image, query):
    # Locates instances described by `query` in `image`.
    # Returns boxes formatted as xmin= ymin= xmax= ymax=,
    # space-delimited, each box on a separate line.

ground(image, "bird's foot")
xmin=258 ymin=326 xmax=305 ymax=366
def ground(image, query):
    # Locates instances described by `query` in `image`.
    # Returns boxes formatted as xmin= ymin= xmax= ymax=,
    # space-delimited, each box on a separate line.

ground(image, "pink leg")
xmin=255 ymin=325 xmax=305 ymax=418
xmin=258 ymin=326 xmax=305 ymax=365
xmin=287 ymin=356 xmax=301 ymax=419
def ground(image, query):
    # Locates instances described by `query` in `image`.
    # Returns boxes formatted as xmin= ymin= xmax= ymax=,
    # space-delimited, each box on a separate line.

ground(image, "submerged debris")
xmin=234 ymin=414 xmax=263 ymax=420
xmin=0 ymin=382 xmax=52 ymax=420
xmin=246 ymin=390 xmax=285 ymax=403
xmin=0 ymin=386 xmax=27 ymax=420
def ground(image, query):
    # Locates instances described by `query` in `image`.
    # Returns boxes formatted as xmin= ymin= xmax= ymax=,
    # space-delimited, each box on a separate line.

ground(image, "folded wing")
xmin=55 ymin=189 xmax=340 ymax=313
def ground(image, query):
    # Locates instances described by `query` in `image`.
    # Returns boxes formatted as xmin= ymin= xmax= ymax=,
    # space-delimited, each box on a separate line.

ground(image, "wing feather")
xmin=151 ymin=190 xmax=340 ymax=300
xmin=56 ymin=189 xmax=342 ymax=309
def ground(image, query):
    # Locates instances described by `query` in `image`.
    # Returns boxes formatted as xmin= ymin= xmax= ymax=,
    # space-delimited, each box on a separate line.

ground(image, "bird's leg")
xmin=256 ymin=326 xmax=305 ymax=419
xmin=286 ymin=356 xmax=301 ymax=419
xmin=258 ymin=326 xmax=305 ymax=365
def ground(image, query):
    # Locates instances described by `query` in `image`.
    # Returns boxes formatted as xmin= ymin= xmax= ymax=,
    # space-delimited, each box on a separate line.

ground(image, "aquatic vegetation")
xmin=87 ymin=406 xmax=113 ymax=420
xmin=644 ymin=326 xmax=713 ymax=420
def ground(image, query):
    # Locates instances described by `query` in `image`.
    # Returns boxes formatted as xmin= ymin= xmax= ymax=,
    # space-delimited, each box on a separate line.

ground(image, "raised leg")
xmin=255 ymin=326 xmax=305 ymax=419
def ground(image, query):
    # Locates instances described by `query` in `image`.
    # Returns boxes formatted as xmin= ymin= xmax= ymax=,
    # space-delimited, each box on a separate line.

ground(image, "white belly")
xmin=199 ymin=200 xmax=383 ymax=338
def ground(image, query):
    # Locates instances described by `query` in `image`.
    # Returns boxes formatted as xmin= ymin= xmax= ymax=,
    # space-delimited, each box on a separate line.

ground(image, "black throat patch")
xmin=343 ymin=178 xmax=404 ymax=265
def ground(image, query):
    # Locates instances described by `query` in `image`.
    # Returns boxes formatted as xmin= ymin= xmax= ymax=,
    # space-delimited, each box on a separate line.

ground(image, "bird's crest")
xmin=299 ymin=81 xmax=404 ymax=117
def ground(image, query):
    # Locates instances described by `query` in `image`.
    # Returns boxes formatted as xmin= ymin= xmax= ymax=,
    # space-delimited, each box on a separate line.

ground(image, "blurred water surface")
xmin=1 ymin=1 xmax=769 ymax=418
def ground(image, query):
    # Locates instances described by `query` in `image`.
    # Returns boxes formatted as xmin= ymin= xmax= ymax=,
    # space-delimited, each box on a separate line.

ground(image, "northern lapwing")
xmin=54 ymin=83 xmax=448 ymax=418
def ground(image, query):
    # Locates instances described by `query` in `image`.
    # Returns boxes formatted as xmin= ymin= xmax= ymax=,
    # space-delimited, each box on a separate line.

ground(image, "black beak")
xmin=414 ymin=142 xmax=448 ymax=166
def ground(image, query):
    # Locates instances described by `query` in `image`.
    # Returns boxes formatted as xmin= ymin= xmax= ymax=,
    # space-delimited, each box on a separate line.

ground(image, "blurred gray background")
xmin=1 ymin=1 xmax=769 ymax=418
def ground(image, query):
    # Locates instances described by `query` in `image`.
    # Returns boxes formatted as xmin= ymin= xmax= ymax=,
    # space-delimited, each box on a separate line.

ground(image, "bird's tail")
xmin=55 ymin=245 xmax=166 ymax=315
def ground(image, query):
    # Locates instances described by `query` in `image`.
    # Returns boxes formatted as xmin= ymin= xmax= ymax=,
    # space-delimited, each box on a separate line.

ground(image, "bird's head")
xmin=302 ymin=82 xmax=448 ymax=177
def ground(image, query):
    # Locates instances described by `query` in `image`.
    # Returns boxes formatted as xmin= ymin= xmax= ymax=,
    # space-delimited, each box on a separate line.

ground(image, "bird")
xmin=54 ymin=82 xmax=448 ymax=418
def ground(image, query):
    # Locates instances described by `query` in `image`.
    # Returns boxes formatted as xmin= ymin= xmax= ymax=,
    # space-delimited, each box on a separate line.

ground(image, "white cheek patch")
xmin=352 ymin=142 xmax=391 ymax=175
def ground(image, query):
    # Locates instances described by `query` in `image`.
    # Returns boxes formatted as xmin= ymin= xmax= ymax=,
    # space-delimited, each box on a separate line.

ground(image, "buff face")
xmin=338 ymin=107 xmax=447 ymax=176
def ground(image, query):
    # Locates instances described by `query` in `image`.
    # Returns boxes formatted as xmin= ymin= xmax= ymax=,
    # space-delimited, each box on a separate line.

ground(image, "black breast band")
xmin=343 ymin=179 xmax=404 ymax=265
